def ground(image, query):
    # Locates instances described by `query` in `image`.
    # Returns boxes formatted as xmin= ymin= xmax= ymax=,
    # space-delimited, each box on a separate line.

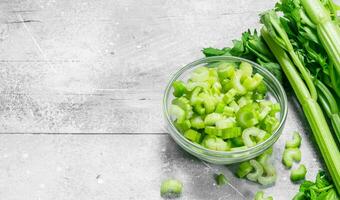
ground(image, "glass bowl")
xmin=163 ymin=56 xmax=288 ymax=164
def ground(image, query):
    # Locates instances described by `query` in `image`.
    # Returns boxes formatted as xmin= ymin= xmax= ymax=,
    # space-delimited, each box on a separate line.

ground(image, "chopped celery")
xmin=270 ymin=103 xmax=281 ymax=116
xmin=242 ymin=127 xmax=266 ymax=147
xmin=223 ymin=88 xmax=237 ymax=104
xmin=186 ymin=81 xmax=209 ymax=91
xmin=217 ymin=62 xmax=236 ymax=80
xmin=230 ymin=137 xmax=244 ymax=147
xmin=215 ymin=102 xmax=225 ymax=113
xmin=247 ymin=160 xmax=264 ymax=182
xmin=172 ymin=97 xmax=193 ymax=119
xmin=256 ymin=82 xmax=267 ymax=94
xmin=254 ymin=191 xmax=273 ymax=200
xmin=229 ymin=101 xmax=240 ymax=112
xmin=221 ymin=79 xmax=233 ymax=92
xmin=169 ymin=105 xmax=186 ymax=123
xmin=231 ymin=71 xmax=247 ymax=95
xmin=204 ymin=126 xmax=222 ymax=136
xmin=215 ymin=173 xmax=228 ymax=186
xmin=258 ymin=174 xmax=277 ymax=186
xmin=285 ymin=131 xmax=302 ymax=149
xmin=202 ymin=135 xmax=230 ymax=151
xmin=207 ymin=68 xmax=219 ymax=86
xmin=211 ymin=81 xmax=222 ymax=94
xmin=290 ymin=164 xmax=307 ymax=182
xmin=236 ymin=104 xmax=259 ymax=128
xmin=193 ymin=103 xmax=205 ymax=115
xmin=199 ymin=92 xmax=216 ymax=114
xmin=172 ymin=80 xmax=187 ymax=97
xmin=160 ymin=179 xmax=183 ymax=198
xmin=257 ymin=153 xmax=276 ymax=176
xmin=261 ymin=116 xmax=279 ymax=132
xmin=257 ymin=153 xmax=277 ymax=186
xmin=221 ymin=127 xmax=242 ymax=139
xmin=223 ymin=106 xmax=234 ymax=117
xmin=215 ymin=117 xmax=236 ymax=129
xmin=282 ymin=148 xmax=301 ymax=168
xmin=174 ymin=120 xmax=191 ymax=133
xmin=190 ymin=116 xmax=205 ymax=129
xmin=236 ymin=161 xmax=253 ymax=178
xmin=239 ymin=62 xmax=253 ymax=78
xmin=190 ymin=87 xmax=203 ymax=105
xmin=244 ymin=92 xmax=254 ymax=100
xmin=204 ymin=113 xmax=223 ymax=126
xmin=243 ymin=73 xmax=264 ymax=91
xmin=170 ymin=62 xmax=279 ymax=152
xmin=254 ymin=93 xmax=265 ymax=100
xmin=184 ymin=129 xmax=201 ymax=143
xmin=190 ymin=67 xmax=209 ymax=82
xmin=259 ymin=104 xmax=272 ymax=121
xmin=237 ymin=96 xmax=253 ymax=108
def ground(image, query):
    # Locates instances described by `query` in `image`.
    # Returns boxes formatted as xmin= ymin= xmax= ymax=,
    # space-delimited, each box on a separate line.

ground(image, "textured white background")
xmin=0 ymin=0 xmax=327 ymax=199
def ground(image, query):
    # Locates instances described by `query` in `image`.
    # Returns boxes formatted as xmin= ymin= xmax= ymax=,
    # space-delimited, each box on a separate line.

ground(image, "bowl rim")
xmin=163 ymin=56 xmax=288 ymax=156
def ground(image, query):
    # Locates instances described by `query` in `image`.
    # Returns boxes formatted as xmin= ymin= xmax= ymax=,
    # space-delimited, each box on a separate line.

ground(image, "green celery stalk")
xmin=301 ymin=0 xmax=340 ymax=97
xmin=262 ymin=27 xmax=340 ymax=193
xmin=260 ymin=10 xmax=317 ymax=100
xmin=316 ymin=80 xmax=340 ymax=143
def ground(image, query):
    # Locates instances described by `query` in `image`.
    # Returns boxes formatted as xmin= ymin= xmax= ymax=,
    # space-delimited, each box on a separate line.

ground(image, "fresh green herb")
xmin=160 ymin=179 xmax=183 ymax=198
xmin=215 ymin=173 xmax=228 ymax=186
xmin=291 ymin=164 xmax=307 ymax=182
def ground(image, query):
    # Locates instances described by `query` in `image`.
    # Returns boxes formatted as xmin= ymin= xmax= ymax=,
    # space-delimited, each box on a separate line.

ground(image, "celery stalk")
xmin=262 ymin=27 xmax=340 ymax=193
xmin=301 ymin=0 xmax=340 ymax=97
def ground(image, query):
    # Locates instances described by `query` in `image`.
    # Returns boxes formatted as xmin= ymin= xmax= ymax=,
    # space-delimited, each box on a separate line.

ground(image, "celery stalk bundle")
xmin=261 ymin=28 xmax=340 ymax=193
xmin=259 ymin=0 xmax=340 ymax=192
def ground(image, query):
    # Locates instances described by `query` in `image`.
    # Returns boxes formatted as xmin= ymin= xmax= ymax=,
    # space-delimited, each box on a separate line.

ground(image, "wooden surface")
xmin=0 ymin=0 xmax=326 ymax=199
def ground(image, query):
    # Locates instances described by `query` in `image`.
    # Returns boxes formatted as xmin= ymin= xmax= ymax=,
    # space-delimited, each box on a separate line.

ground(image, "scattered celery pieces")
xmin=290 ymin=164 xmax=307 ymax=182
xmin=254 ymin=191 xmax=273 ymax=200
xmin=236 ymin=149 xmax=277 ymax=186
xmin=282 ymin=148 xmax=301 ymax=168
xmin=215 ymin=173 xmax=228 ymax=186
xmin=236 ymin=161 xmax=253 ymax=178
xmin=285 ymin=131 xmax=302 ymax=149
xmin=283 ymin=132 xmax=306 ymax=182
xmin=160 ymin=179 xmax=183 ymax=198
xmin=169 ymin=61 xmax=281 ymax=151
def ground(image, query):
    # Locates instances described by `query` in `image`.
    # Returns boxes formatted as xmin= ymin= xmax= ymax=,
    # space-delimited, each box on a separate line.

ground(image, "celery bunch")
xmin=260 ymin=1 xmax=340 ymax=192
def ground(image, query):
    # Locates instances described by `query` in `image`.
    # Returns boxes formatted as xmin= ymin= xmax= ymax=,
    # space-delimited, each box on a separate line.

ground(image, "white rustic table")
xmin=0 ymin=0 xmax=326 ymax=199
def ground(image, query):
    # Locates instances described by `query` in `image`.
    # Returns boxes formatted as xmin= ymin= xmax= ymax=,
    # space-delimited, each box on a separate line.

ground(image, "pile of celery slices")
xmin=170 ymin=61 xmax=281 ymax=151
